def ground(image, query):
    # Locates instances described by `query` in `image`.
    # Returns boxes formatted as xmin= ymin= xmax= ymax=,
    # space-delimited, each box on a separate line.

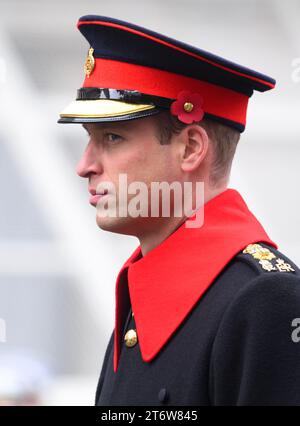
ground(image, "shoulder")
xmin=221 ymin=242 xmax=300 ymax=324
xmin=208 ymin=242 xmax=300 ymax=313
xmin=197 ymin=243 xmax=300 ymax=333
xmin=210 ymin=244 xmax=300 ymax=405
xmin=212 ymin=243 xmax=300 ymax=354
xmin=236 ymin=242 xmax=299 ymax=276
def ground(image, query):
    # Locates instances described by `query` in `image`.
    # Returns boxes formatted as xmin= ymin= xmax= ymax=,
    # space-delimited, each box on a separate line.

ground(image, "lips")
xmin=88 ymin=186 xmax=109 ymax=206
xmin=89 ymin=192 xmax=109 ymax=206
xmin=97 ymin=189 xmax=108 ymax=196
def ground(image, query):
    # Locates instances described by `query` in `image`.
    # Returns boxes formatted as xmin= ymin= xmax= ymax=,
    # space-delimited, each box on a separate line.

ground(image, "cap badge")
xmin=84 ymin=47 xmax=95 ymax=78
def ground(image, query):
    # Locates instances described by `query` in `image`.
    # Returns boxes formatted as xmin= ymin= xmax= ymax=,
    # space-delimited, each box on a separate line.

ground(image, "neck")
xmin=138 ymin=215 xmax=187 ymax=256
xmin=138 ymin=185 xmax=227 ymax=256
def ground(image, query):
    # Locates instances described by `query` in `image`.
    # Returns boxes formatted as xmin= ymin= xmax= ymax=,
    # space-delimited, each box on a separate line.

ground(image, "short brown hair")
xmin=153 ymin=111 xmax=240 ymax=187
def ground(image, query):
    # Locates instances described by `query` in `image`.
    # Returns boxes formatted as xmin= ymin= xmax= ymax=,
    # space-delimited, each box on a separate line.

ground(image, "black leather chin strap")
xmin=76 ymin=87 xmax=173 ymax=109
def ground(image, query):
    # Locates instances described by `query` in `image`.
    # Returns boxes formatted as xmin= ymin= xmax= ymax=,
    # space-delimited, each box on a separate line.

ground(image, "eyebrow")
xmin=82 ymin=122 xmax=135 ymax=133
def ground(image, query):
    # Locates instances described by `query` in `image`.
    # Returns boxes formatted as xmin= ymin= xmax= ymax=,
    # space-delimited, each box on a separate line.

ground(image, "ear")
xmin=180 ymin=125 xmax=209 ymax=172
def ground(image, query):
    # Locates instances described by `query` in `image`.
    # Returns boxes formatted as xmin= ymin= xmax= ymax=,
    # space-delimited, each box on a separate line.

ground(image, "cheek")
xmin=136 ymin=146 xmax=179 ymax=185
xmin=104 ymin=141 xmax=178 ymax=185
xmin=132 ymin=149 xmax=168 ymax=182
xmin=101 ymin=149 xmax=138 ymax=182
xmin=149 ymin=147 xmax=179 ymax=182
xmin=110 ymin=146 xmax=151 ymax=178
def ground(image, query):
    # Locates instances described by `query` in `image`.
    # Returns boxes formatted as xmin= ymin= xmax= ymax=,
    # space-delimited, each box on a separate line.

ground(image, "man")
xmin=58 ymin=15 xmax=300 ymax=405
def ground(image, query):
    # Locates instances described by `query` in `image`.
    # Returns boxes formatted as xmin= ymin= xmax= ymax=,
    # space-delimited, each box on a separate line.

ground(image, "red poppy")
xmin=170 ymin=91 xmax=204 ymax=124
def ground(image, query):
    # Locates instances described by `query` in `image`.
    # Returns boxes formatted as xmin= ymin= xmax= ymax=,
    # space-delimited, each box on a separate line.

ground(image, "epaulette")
xmin=240 ymin=242 xmax=299 ymax=275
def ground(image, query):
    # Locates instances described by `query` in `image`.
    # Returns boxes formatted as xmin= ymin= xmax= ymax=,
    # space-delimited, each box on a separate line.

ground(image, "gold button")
xmin=124 ymin=329 xmax=138 ymax=347
xmin=183 ymin=102 xmax=194 ymax=112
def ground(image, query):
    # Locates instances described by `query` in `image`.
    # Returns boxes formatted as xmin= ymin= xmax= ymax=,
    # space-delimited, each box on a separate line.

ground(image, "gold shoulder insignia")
xmin=242 ymin=243 xmax=295 ymax=273
xmin=243 ymin=243 xmax=276 ymax=260
xmin=275 ymin=258 xmax=295 ymax=273
xmin=258 ymin=259 xmax=277 ymax=272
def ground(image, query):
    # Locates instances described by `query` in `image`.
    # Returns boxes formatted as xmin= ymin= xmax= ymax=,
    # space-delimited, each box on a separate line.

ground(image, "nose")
xmin=76 ymin=140 xmax=103 ymax=178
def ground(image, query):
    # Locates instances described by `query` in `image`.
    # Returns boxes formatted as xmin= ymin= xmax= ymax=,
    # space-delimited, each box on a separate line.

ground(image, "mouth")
xmin=89 ymin=189 xmax=109 ymax=206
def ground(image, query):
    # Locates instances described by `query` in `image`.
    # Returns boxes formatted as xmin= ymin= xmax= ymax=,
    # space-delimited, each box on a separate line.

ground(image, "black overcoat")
xmin=94 ymin=190 xmax=300 ymax=406
xmin=95 ymin=242 xmax=300 ymax=406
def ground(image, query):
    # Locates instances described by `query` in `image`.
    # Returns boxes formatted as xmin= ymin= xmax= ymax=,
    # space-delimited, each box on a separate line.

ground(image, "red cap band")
xmin=83 ymin=58 xmax=249 ymax=126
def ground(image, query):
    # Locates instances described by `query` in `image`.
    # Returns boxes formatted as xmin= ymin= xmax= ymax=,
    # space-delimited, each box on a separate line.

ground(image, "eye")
xmin=105 ymin=133 xmax=123 ymax=143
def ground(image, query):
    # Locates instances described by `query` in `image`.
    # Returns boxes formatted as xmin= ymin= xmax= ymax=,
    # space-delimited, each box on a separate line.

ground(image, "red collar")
xmin=113 ymin=189 xmax=277 ymax=372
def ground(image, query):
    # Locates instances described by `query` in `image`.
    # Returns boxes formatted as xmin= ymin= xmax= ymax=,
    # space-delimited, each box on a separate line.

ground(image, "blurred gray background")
xmin=0 ymin=0 xmax=299 ymax=404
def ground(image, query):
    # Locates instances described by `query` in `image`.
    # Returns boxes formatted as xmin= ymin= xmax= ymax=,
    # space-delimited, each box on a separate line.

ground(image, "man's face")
xmin=76 ymin=115 xmax=182 ymax=236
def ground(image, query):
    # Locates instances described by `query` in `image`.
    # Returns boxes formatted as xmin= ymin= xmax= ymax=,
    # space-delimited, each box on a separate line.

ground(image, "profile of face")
xmin=76 ymin=116 xmax=185 ymax=237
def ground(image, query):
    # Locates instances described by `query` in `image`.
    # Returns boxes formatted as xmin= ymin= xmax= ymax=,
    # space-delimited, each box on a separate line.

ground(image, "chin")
xmin=95 ymin=214 xmax=137 ymax=236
